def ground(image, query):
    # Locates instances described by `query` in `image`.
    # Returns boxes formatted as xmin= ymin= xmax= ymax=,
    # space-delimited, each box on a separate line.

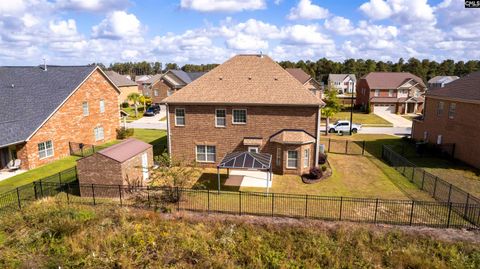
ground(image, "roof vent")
xmin=248 ymin=76 xmax=252 ymax=80
xmin=259 ymin=51 xmax=263 ymax=58
xmin=11 ymin=84 xmax=14 ymax=88
xmin=219 ymin=76 xmax=223 ymax=80
xmin=43 ymin=58 xmax=47 ymax=71
xmin=274 ymin=77 xmax=278 ymax=81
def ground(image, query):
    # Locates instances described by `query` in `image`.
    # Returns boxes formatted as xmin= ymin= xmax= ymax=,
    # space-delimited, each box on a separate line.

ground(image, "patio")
xmin=0 ymin=169 xmax=27 ymax=182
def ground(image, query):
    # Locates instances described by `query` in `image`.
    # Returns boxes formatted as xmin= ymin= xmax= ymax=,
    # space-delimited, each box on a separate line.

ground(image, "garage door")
xmin=374 ymin=104 xmax=395 ymax=113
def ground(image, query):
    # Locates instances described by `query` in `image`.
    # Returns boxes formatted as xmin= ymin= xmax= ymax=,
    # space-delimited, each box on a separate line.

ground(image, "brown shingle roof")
xmin=144 ymin=74 xmax=162 ymax=84
xmin=428 ymin=71 xmax=480 ymax=101
xmin=98 ymin=138 xmax=152 ymax=163
xmin=162 ymin=54 xmax=324 ymax=107
xmin=362 ymin=72 xmax=426 ymax=89
xmin=270 ymin=130 xmax=315 ymax=144
xmin=285 ymin=68 xmax=311 ymax=84
xmin=104 ymin=70 xmax=137 ymax=87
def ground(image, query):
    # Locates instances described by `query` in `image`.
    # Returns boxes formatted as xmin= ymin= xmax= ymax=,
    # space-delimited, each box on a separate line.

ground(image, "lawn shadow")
xmin=192 ymin=172 xmax=240 ymax=192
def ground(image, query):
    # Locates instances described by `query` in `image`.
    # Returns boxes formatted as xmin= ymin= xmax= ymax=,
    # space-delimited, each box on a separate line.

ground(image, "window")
xmin=196 ymin=145 xmax=216 ymax=162
xmin=437 ymin=135 xmax=442 ymax=145
xmin=303 ymin=149 xmax=310 ymax=168
xmin=388 ymin=89 xmax=394 ymax=97
xmin=423 ymin=131 xmax=428 ymax=141
xmin=215 ymin=109 xmax=226 ymax=127
xmin=82 ymin=102 xmax=89 ymax=116
xmin=38 ymin=141 xmax=54 ymax=159
xmin=448 ymin=103 xmax=456 ymax=119
xmin=248 ymin=147 xmax=258 ymax=153
xmin=94 ymin=126 xmax=104 ymax=141
xmin=167 ymin=89 xmax=174 ymax=96
xmin=276 ymin=148 xmax=281 ymax=166
xmin=99 ymin=100 xmax=105 ymax=113
xmin=374 ymin=89 xmax=380 ymax=97
xmin=154 ymin=90 xmax=158 ymax=97
xmin=287 ymin=150 xmax=298 ymax=169
xmin=232 ymin=109 xmax=247 ymax=124
xmin=175 ymin=108 xmax=185 ymax=126
xmin=437 ymin=101 xmax=444 ymax=116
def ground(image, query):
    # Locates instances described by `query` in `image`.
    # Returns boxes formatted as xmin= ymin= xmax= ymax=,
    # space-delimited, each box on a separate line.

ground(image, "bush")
xmin=309 ymin=167 xmax=323 ymax=179
xmin=121 ymin=102 xmax=129 ymax=108
xmin=116 ymin=127 xmax=134 ymax=139
xmin=318 ymin=153 xmax=327 ymax=165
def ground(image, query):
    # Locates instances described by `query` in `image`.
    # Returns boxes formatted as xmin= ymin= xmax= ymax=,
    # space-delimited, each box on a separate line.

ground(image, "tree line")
xmin=94 ymin=57 xmax=480 ymax=83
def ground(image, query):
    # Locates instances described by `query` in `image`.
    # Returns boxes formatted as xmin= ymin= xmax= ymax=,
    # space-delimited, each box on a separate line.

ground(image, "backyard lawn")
xmin=0 ymin=129 xmax=166 ymax=193
xmin=324 ymin=111 xmax=392 ymax=126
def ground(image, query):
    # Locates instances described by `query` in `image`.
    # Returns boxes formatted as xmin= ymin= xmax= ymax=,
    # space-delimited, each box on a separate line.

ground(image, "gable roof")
xmin=135 ymin=75 xmax=151 ymax=82
xmin=162 ymin=54 xmax=324 ymax=107
xmin=329 ymin=74 xmax=356 ymax=83
xmin=104 ymin=70 xmax=137 ymax=87
xmin=285 ymin=68 xmax=312 ymax=84
xmin=166 ymin=70 xmax=207 ymax=85
xmin=428 ymin=76 xmax=459 ymax=84
xmin=361 ymin=72 xmax=425 ymax=89
xmin=0 ymin=65 xmax=102 ymax=147
xmin=428 ymin=71 xmax=480 ymax=101
xmin=97 ymin=138 xmax=152 ymax=163
xmin=270 ymin=130 xmax=315 ymax=144
xmin=144 ymin=74 xmax=162 ymax=84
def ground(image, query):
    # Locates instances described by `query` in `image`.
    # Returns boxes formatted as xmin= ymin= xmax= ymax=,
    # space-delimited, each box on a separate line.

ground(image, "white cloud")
xmin=0 ymin=0 xmax=28 ymax=15
xmin=287 ymin=0 xmax=329 ymax=20
xmin=49 ymin=19 xmax=78 ymax=37
xmin=226 ymin=33 xmax=268 ymax=50
xmin=92 ymin=11 xmax=141 ymax=39
xmin=180 ymin=0 xmax=266 ymax=12
xmin=359 ymin=0 xmax=392 ymax=20
xmin=281 ymin=24 xmax=333 ymax=45
xmin=324 ymin=16 xmax=354 ymax=34
xmin=56 ymin=0 xmax=130 ymax=12
xmin=360 ymin=0 xmax=435 ymax=24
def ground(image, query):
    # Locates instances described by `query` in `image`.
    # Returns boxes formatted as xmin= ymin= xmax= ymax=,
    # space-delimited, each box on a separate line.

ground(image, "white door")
xmin=141 ymin=153 xmax=149 ymax=181
xmin=374 ymin=104 xmax=395 ymax=114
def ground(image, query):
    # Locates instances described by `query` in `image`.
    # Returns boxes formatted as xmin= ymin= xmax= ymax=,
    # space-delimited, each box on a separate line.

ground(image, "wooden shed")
xmin=76 ymin=138 xmax=154 ymax=188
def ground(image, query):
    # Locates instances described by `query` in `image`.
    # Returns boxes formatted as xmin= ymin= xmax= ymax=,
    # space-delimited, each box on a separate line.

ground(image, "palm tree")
xmin=323 ymin=84 xmax=343 ymax=136
xmin=127 ymin=92 xmax=141 ymax=118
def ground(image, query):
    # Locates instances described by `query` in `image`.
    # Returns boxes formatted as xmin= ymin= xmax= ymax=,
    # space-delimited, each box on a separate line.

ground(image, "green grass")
xmin=325 ymin=111 xmax=393 ymax=126
xmin=1 ymin=199 xmax=478 ymax=268
xmin=0 ymin=129 xmax=167 ymax=193
xmin=123 ymin=106 xmax=145 ymax=121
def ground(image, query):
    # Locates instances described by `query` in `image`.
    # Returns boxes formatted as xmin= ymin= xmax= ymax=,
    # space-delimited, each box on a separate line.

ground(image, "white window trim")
xmin=82 ymin=101 xmax=89 ymax=116
xmin=99 ymin=99 xmax=105 ymax=113
xmin=94 ymin=126 xmax=105 ymax=142
xmin=38 ymin=141 xmax=54 ymax=160
xmin=303 ymin=149 xmax=310 ymax=168
xmin=276 ymin=148 xmax=281 ymax=166
xmin=215 ymin=108 xmax=227 ymax=127
xmin=175 ymin=108 xmax=185 ymax=126
xmin=437 ymin=135 xmax=442 ymax=145
xmin=448 ymin=103 xmax=456 ymax=119
xmin=374 ymin=89 xmax=380 ymax=97
xmin=437 ymin=101 xmax=444 ymax=116
xmin=248 ymin=147 xmax=259 ymax=153
xmin=286 ymin=150 xmax=298 ymax=169
xmin=195 ymin=145 xmax=216 ymax=163
xmin=232 ymin=109 xmax=247 ymax=125
xmin=388 ymin=89 xmax=394 ymax=97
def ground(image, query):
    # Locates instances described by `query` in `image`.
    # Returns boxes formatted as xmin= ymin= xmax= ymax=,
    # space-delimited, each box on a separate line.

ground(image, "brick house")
xmin=356 ymin=72 xmax=426 ymax=114
xmin=139 ymin=74 xmax=162 ymax=98
xmin=412 ymin=71 xmax=480 ymax=168
xmin=104 ymin=70 xmax=139 ymax=104
xmin=148 ymin=70 xmax=206 ymax=104
xmin=0 ymin=65 xmax=120 ymax=170
xmin=285 ymin=68 xmax=323 ymax=99
xmin=77 ymin=138 xmax=153 ymax=188
xmin=162 ymin=54 xmax=325 ymax=176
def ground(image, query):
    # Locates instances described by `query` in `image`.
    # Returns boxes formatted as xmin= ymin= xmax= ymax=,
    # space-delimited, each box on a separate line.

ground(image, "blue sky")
xmin=0 ymin=0 xmax=478 ymax=65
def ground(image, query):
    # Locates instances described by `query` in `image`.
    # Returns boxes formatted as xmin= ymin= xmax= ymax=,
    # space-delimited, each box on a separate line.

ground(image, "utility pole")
xmin=349 ymin=88 xmax=354 ymax=135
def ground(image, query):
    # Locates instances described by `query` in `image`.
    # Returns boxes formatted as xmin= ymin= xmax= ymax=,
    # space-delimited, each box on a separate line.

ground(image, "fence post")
xmin=33 ymin=183 xmax=38 ymax=200
xmin=345 ymin=140 xmax=348 ymax=154
xmin=409 ymin=201 xmax=415 ymax=226
xmin=362 ymin=140 xmax=366 ymax=155
xmin=39 ymin=180 xmax=44 ymax=198
xmin=176 ymin=187 xmax=180 ymax=212
xmin=16 ymin=188 xmax=21 ymax=209
xmin=271 ymin=193 xmax=275 ymax=217
xmin=66 ymin=183 xmax=70 ymax=204
xmin=374 ymin=199 xmax=379 ymax=224
xmin=75 ymin=166 xmax=79 ymax=181
xmin=421 ymin=170 xmax=426 ymax=190
xmin=58 ymin=171 xmax=62 ymax=185
xmin=447 ymin=202 xmax=452 ymax=228
xmin=433 ymin=177 xmax=438 ymax=198
xmin=207 ymin=189 xmax=210 ymax=213
xmin=339 ymin=197 xmax=343 ymax=221
xmin=147 ymin=186 xmax=151 ymax=208
xmin=464 ymin=193 xmax=470 ymax=218
xmin=305 ymin=195 xmax=308 ymax=218
xmin=411 ymin=168 xmax=415 ymax=182
xmin=328 ymin=138 xmax=331 ymax=152
xmin=447 ymin=184 xmax=452 ymax=204
xmin=239 ymin=191 xmax=242 ymax=216
xmin=118 ymin=185 xmax=122 ymax=206
xmin=91 ymin=184 xmax=96 ymax=205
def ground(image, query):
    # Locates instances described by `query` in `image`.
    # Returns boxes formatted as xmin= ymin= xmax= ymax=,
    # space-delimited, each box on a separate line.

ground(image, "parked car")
xmin=328 ymin=120 xmax=362 ymax=133
xmin=143 ymin=105 xmax=161 ymax=116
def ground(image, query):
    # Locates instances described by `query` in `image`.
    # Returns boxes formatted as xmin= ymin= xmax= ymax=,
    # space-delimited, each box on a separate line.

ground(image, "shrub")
xmin=116 ymin=127 xmax=134 ymax=139
xmin=309 ymin=167 xmax=323 ymax=179
xmin=321 ymin=165 xmax=327 ymax=172
xmin=318 ymin=153 xmax=327 ymax=164
xmin=121 ymin=102 xmax=129 ymax=108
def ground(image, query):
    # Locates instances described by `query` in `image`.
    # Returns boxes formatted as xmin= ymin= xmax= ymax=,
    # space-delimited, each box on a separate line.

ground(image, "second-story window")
xmin=374 ymin=89 xmax=380 ymax=97
xmin=215 ymin=109 xmax=226 ymax=127
xmin=232 ymin=109 xmax=247 ymax=124
xmin=437 ymin=101 xmax=444 ymax=116
xmin=388 ymin=89 xmax=394 ymax=97
xmin=154 ymin=90 xmax=158 ymax=97
xmin=82 ymin=101 xmax=89 ymax=116
xmin=448 ymin=103 xmax=456 ymax=119
xmin=175 ymin=108 xmax=185 ymax=126
xmin=99 ymin=100 xmax=105 ymax=113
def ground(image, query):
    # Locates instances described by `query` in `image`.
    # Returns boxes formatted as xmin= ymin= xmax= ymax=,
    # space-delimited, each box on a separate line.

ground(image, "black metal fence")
xmin=324 ymin=139 xmax=371 ymax=156
xmin=1 ymin=182 xmax=478 ymax=229
xmin=391 ymin=140 xmax=456 ymax=159
xmin=382 ymin=145 xmax=480 ymax=226
xmin=69 ymin=142 xmax=96 ymax=157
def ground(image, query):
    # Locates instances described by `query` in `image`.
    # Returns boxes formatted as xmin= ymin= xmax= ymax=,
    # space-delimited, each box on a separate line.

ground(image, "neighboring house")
xmin=140 ymin=74 xmax=162 ymax=97
xmin=135 ymin=75 xmax=151 ymax=94
xmin=285 ymin=68 xmax=322 ymax=99
xmin=77 ymin=138 xmax=153 ymax=188
xmin=428 ymin=76 xmax=459 ymax=89
xmin=0 ymin=65 xmax=120 ymax=170
xmin=149 ymin=70 xmax=207 ymax=104
xmin=104 ymin=70 xmax=139 ymax=104
xmin=162 ymin=54 xmax=325 ymax=176
xmin=328 ymin=74 xmax=356 ymax=95
xmin=412 ymin=72 xmax=480 ymax=168
xmin=356 ymin=72 xmax=427 ymax=114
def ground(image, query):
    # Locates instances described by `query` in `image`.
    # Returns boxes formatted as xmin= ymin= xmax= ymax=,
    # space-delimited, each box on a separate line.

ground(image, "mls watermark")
xmin=465 ymin=0 xmax=480 ymax=8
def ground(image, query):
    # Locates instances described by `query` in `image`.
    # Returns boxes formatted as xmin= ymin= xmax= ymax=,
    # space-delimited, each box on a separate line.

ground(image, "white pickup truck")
xmin=328 ymin=120 xmax=362 ymax=134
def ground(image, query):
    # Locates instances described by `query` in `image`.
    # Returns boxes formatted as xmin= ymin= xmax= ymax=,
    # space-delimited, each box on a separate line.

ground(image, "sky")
xmin=0 ymin=0 xmax=479 ymax=66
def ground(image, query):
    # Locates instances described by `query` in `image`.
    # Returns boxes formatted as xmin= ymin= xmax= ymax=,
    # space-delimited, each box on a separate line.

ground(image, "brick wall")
xmin=412 ymin=97 xmax=480 ymax=168
xmin=119 ymin=85 xmax=140 ymax=104
xmin=18 ymin=69 xmax=120 ymax=169
xmin=151 ymin=79 xmax=171 ymax=104
xmin=121 ymin=147 xmax=154 ymax=186
xmin=355 ymin=79 xmax=370 ymax=106
xmin=168 ymin=105 xmax=319 ymax=174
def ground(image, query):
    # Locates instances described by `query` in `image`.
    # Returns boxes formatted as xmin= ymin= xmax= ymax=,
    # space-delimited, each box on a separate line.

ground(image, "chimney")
xmin=43 ymin=58 xmax=47 ymax=71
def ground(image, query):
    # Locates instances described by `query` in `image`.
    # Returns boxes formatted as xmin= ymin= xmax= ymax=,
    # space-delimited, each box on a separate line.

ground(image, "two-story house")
xmin=104 ymin=70 xmax=139 ymax=104
xmin=356 ymin=72 xmax=426 ymax=114
xmin=149 ymin=70 xmax=206 ymax=104
xmin=162 ymin=54 xmax=325 ymax=176
xmin=285 ymin=68 xmax=323 ymax=99
xmin=328 ymin=74 xmax=356 ymax=95
xmin=0 ymin=65 xmax=120 ymax=170
xmin=427 ymin=76 xmax=459 ymax=89
xmin=412 ymin=71 xmax=480 ymax=168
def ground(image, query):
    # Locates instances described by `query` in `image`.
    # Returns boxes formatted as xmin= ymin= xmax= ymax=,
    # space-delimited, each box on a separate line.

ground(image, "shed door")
xmin=142 ymin=153 xmax=149 ymax=180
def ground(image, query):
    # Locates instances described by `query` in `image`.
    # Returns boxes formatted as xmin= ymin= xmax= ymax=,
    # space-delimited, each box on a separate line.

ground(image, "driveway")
xmin=374 ymin=111 xmax=413 ymax=128
xmin=127 ymin=105 xmax=167 ymax=130
xmin=358 ymin=127 xmax=411 ymax=136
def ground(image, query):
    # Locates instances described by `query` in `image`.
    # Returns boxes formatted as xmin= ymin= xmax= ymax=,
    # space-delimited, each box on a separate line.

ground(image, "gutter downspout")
xmin=315 ymin=105 xmax=322 ymax=166
xmin=166 ymin=104 xmax=172 ymax=156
